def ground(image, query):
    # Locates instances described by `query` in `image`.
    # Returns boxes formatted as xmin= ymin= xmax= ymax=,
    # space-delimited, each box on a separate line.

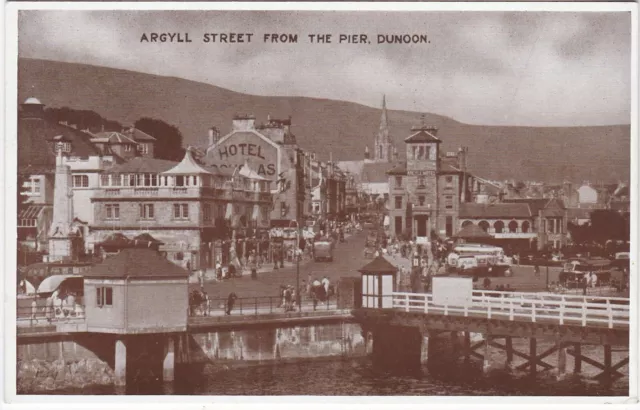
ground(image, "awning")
xmin=18 ymin=205 xmax=46 ymax=228
xmin=37 ymin=274 xmax=83 ymax=294
xmin=225 ymin=203 xmax=233 ymax=220
xmin=19 ymin=279 xmax=36 ymax=295
xmin=252 ymin=205 xmax=260 ymax=221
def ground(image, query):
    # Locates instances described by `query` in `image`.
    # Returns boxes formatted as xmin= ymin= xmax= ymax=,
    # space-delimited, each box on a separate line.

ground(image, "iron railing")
xmin=189 ymin=295 xmax=338 ymax=318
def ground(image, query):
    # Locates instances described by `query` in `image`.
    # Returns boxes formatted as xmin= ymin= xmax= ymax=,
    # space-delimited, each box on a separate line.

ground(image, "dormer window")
xmin=55 ymin=142 xmax=72 ymax=153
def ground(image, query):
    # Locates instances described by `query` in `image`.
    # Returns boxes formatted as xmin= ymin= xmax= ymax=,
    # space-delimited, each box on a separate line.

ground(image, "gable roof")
xmin=404 ymin=129 xmax=442 ymax=143
xmin=18 ymin=114 xmax=99 ymax=173
xmin=85 ymin=248 xmax=189 ymax=279
xmin=92 ymin=131 xmax=138 ymax=145
xmin=386 ymin=162 xmax=407 ymax=175
xmin=358 ymin=255 xmax=398 ymax=274
xmin=459 ymin=203 xmax=532 ymax=219
xmin=125 ymin=128 xmax=156 ymax=142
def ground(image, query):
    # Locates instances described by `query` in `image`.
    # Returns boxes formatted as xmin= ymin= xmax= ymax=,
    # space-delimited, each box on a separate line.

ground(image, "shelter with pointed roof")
xmin=359 ymin=255 xmax=397 ymax=309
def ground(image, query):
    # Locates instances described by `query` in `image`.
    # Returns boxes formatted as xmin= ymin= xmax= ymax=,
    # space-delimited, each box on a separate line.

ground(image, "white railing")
xmin=391 ymin=291 xmax=630 ymax=329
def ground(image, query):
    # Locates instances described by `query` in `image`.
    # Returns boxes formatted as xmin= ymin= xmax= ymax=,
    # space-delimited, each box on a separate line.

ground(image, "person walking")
xmin=249 ymin=250 xmax=258 ymax=280
xmin=226 ymin=292 xmax=237 ymax=315
xmin=30 ymin=298 xmax=38 ymax=326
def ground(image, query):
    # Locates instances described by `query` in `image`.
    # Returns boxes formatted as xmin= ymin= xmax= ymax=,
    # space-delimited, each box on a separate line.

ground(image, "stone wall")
xmin=17 ymin=340 xmax=114 ymax=393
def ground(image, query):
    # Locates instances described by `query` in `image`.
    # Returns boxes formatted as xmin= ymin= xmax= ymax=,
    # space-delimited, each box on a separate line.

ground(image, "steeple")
xmin=374 ymin=94 xmax=393 ymax=163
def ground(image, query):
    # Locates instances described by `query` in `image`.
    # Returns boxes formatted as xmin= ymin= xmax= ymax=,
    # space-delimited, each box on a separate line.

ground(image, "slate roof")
xmin=386 ymin=162 xmax=407 ymax=175
xmin=18 ymin=113 xmax=99 ymax=173
xmin=125 ymin=128 xmax=156 ymax=142
xmin=85 ymin=248 xmax=189 ymax=279
xmin=106 ymin=157 xmax=178 ymax=174
xmin=361 ymin=162 xmax=393 ymax=183
xmin=358 ymin=255 xmax=398 ymax=274
xmin=404 ymin=129 xmax=442 ymax=143
xmin=91 ymin=131 xmax=138 ymax=145
xmin=459 ymin=203 xmax=532 ymax=218
xmin=502 ymin=198 xmax=566 ymax=216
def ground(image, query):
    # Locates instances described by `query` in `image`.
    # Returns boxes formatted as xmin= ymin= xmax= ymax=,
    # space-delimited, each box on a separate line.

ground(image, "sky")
xmin=18 ymin=9 xmax=632 ymax=127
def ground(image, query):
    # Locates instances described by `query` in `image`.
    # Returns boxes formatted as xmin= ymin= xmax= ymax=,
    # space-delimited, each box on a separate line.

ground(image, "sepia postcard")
xmin=3 ymin=2 xmax=638 ymax=408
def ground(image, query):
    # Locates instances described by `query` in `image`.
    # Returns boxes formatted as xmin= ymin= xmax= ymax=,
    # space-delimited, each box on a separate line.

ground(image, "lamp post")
xmin=296 ymin=247 xmax=302 ymax=312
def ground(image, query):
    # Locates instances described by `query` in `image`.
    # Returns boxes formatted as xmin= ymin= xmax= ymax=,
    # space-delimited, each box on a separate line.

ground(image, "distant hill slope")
xmin=17 ymin=58 xmax=630 ymax=183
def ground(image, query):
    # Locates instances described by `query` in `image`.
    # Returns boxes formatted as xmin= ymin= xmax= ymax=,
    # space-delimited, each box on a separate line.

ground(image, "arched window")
xmin=508 ymin=220 xmax=519 ymax=233
xmin=494 ymin=221 xmax=504 ymax=234
xmin=522 ymin=221 xmax=530 ymax=233
xmin=478 ymin=220 xmax=490 ymax=232
xmin=461 ymin=220 xmax=473 ymax=228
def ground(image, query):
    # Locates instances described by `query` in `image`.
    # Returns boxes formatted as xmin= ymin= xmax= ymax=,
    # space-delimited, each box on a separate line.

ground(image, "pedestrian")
xmin=198 ymin=269 xmax=205 ymax=289
xmin=322 ymin=276 xmax=330 ymax=296
xmin=250 ymin=251 xmax=258 ymax=280
xmin=216 ymin=260 xmax=222 ymax=281
xmin=30 ymin=297 xmax=37 ymax=325
xmin=483 ymin=277 xmax=492 ymax=290
xmin=534 ymin=264 xmax=540 ymax=278
xmin=226 ymin=292 xmax=237 ymax=315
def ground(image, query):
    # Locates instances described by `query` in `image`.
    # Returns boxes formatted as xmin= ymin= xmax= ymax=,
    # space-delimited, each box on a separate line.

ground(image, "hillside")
xmin=17 ymin=58 xmax=631 ymax=183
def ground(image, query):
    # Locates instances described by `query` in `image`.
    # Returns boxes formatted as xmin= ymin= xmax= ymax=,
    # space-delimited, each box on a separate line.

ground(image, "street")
xmin=189 ymin=229 xmax=371 ymax=300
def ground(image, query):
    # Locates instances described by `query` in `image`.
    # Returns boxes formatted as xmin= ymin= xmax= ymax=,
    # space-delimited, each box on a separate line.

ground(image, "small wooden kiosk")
xmin=359 ymin=256 xmax=398 ymax=309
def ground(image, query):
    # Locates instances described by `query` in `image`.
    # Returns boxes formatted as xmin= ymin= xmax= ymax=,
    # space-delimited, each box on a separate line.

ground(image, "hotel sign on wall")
xmin=408 ymin=170 xmax=436 ymax=177
xmin=209 ymin=132 xmax=279 ymax=181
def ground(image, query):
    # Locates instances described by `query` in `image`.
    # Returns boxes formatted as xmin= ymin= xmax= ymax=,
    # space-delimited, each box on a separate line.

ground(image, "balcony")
xmin=95 ymin=186 xmax=223 ymax=199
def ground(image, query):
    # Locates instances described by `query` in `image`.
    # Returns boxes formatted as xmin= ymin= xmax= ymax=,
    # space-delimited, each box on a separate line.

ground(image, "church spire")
xmin=379 ymin=94 xmax=389 ymax=139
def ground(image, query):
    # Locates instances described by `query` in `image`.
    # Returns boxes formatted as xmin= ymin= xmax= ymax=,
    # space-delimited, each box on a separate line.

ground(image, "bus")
xmin=449 ymin=244 xmax=513 ymax=277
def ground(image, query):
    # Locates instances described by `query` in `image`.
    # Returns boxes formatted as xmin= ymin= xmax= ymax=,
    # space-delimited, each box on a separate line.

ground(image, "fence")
xmin=392 ymin=291 xmax=630 ymax=329
xmin=189 ymin=295 xmax=339 ymax=318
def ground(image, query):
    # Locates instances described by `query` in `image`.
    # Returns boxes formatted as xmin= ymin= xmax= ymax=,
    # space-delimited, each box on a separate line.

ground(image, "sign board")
xmin=208 ymin=132 xmax=279 ymax=181
xmin=432 ymin=276 xmax=473 ymax=307
xmin=493 ymin=233 xmax=537 ymax=239
xmin=416 ymin=236 xmax=429 ymax=245
xmin=408 ymin=170 xmax=436 ymax=177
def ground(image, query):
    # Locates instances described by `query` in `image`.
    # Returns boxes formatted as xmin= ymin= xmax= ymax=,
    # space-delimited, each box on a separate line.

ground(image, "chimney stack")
xmin=208 ymin=127 xmax=220 ymax=146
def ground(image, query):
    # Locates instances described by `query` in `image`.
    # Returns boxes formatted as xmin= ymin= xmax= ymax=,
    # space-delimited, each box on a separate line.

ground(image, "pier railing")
xmin=392 ymin=291 xmax=630 ymax=329
xmin=189 ymin=295 xmax=339 ymax=318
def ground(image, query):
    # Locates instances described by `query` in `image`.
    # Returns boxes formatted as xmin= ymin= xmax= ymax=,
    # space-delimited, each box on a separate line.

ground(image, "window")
xmin=55 ymin=142 xmax=72 ymax=153
xmin=174 ymin=203 xmax=189 ymax=219
xmin=96 ymin=287 xmax=113 ymax=307
xmin=446 ymin=176 xmax=453 ymax=186
xmin=417 ymin=177 xmax=426 ymax=188
xmin=203 ymin=203 xmax=212 ymax=221
xmin=124 ymin=144 xmax=132 ymax=152
xmin=24 ymin=177 xmax=41 ymax=195
xmin=395 ymin=176 xmax=403 ymax=187
xmin=445 ymin=195 xmax=453 ymax=209
xmin=395 ymin=216 xmax=403 ymax=235
xmin=100 ymin=174 xmax=110 ymax=186
xmin=139 ymin=144 xmax=149 ymax=154
xmin=446 ymin=216 xmax=453 ymax=237
xmin=280 ymin=201 xmax=287 ymax=217
xmin=139 ymin=203 xmax=154 ymax=219
xmin=494 ymin=220 xmax=504 ymax=234
xmin=394 ymin=196 xmax=402 ymax=209
xmin=508 ymin=221 xmax=519 ymax=233
xmin=72 ymin=175 xmax=89 ymax=188
xmin=418 ymin=196 xmax=425 ymax=206
xmin=105 ymin=204 xmax=120 ymax=220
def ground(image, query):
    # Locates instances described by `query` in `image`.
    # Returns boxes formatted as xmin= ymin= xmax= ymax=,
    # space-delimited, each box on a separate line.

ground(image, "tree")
xmin=589 ymin=209 xmax=629 ymax=244
xmin=134 ymin=117 xmax=185 ymax=161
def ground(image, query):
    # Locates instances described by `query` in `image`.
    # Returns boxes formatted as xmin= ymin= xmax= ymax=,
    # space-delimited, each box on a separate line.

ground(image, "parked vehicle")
xmin=559 ymin=258 xmax=612 ymax=287
xmin=313 ymin=239 xmax=334 ymax=262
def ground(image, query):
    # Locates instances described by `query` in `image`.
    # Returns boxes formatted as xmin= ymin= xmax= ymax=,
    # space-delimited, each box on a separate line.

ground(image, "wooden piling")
xmin=529 ymin=338 xmax=537 ymax=377
xmin=557 ymin=342 xmax=566 ymax=374
xmin=505 ymin=336 xmax=513 ymax=366
xmin=574 ymin=343 xmax=582 ymax=374
xmin=463 ymin=331 xmax=470 ymax=365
